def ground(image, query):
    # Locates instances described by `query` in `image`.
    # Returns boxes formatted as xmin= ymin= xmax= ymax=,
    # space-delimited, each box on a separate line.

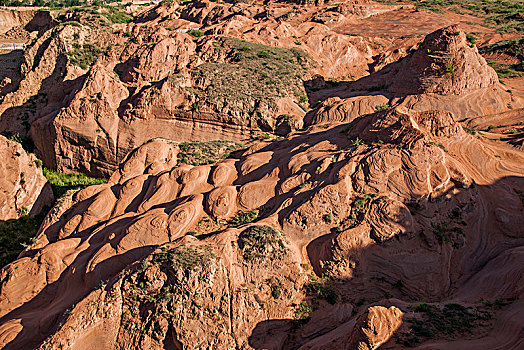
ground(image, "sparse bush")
xmin=9 ymin=133 xmax=34 ymax=153
xmin=188 ymin=29 xmax=205 ymax=38
xmin=230 ymin=210 xmax=259 ymax=227
xmin=308 ymin=276 xmax=338 ymax=304
xmin=239 ymin=225 xmax=287 ymax=262
xmin=185 ymin=38 xmax=310 ymax=122
xmin=374 ymin=103 xmax=390 ymax=112
xmin=0 ymin=209 xmax=49 ymax=268
xmin=68 ymin=43 xmax=101 ymax=69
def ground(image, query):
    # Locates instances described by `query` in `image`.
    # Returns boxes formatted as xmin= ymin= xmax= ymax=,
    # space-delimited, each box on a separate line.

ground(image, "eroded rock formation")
xmin=0 ymin=106 xmax=522 ymax=349
xmin=0 ymin=135 xmax=53 ymax=221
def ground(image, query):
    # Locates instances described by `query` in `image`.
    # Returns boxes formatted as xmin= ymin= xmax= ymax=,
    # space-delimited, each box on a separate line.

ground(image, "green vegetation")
xmin=351 ymin=137 xmax=364 ymax=147
xmin=345 ymin=193 xmax=375 ymax=227
xmin=445 ymin=63 xmax=454 ymax=75
xmin=177 ymin=140 xmax=245 ymax=166
xmin=187 ymin=29 xmax=205 ymax=38
xmin=373 ymin=0 xmax=524 ymax=33
xmin=68 ymin=43 xmax=101 ymax=69
xmin=398 ymin=302 xmax=493 ymax=347
xmin=295 ymin=301 xmax=313 ymax=322
xmin=366 ymin=84 xmax=387 ymax=92
xmin=430 ymin=221 xmax=464 ymax=247
xmin=43 ymin=168 xmax=107 ymax=198
xmin=462 ymin=125 xmax=477 ymax=135
xmin=239 ymin=225 xmax=287 ymax=262
xmin=181 ymin=37 xmax=310 ymax=119
xmin=0 ymin=209 xmax=48 ymax=268
xmin=121 ymin=244 xmax=217 ymax=332
xmin=374 ymin=103 xmax=390 ymax=112
xmin=466 ymin=33 xmax=477 ymax=46
xmin=307 ymin=276 xmax=338 ymax=304
xmin=0 ymin=0 xmax=85 ymax=6
xmin=487 ymin=61 xmax=523 ymax=78
xmin=153 ymin=245 xmax=216 ymax=273
xmin=479 ymin=38 xmax=524 ymax=59
xmin=229 ymin=210 xmax=259 ymax=227
xmin=8 ymin=133 xmax=35 ymax=153
xmin=102 ymin=7 xmax=133 ymax=24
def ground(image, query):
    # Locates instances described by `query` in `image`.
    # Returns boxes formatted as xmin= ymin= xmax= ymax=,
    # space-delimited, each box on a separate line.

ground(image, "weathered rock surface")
xmin=0 ymin=0 xmax=410 ymax=176
xmin=306 ymin=25 xmax=522 ymax=126
xmin=347 ymin=306 xmax=404 ymax=350
xmin=0 ymin=106 xmax=522 ymax=349
xmin=0 ymin=135 xmax=53 ymax=221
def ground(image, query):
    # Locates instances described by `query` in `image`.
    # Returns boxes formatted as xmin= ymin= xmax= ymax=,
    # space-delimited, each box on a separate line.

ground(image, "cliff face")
xmin=0 ymin=135 xmax=53 ymax=222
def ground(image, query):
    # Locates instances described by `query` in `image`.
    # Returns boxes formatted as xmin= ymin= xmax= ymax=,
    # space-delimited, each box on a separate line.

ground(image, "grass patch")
xmin=398 ymin=302 xmax=493 ymax=346
xmin=68 ymin=43 xmax=101 ymax=69
xmin=43 ymin=168 xmax=107 ymax=198
xmin=181 ymin=37 xmax=310 ymax=123
xmin=487 ymin=61 xmax=523 ymax=78
xmin=177 ymin=140 xmax=245 ymax=166
xmin=0 ymin=209 xmax=48 ymax=268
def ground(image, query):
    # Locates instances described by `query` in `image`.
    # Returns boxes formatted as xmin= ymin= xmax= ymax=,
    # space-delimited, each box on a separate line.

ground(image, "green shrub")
xmin=230 ymin=210 xmax=258 ymax=227
xmin=188 ymin=29 xmax=205 ymax=38
xmin=239 ymin=225 xmax=287 ymax=262
xmin=308 ymin=276 xmax=338 ymax=304
xmin=9 ymin=133 xmax=34 ymax=153
xmin=68 ymin=43 xmax=101 ymax=69
xmin=466 ymin=33 xmax=477 ymax=46
xmin=374 ymin=103 xmax=390 ymax=112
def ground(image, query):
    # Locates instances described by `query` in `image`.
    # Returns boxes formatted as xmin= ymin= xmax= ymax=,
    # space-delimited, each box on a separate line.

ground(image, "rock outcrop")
xmin=0 ymin=106 xmax=522 ymax=349
xmin=306 ymin=25 xmax=521 ymax=126
xmin=347 ymin=306 xmax=404 ymax=350
xmin=0 ymin=0 xmax=402 ymax=176
xmin=0 ymin=135 xmax=53 ymax=221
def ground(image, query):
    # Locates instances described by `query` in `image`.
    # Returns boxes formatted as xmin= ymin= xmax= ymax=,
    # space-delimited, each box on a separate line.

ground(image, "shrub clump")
xmin=398 ymin=302 xmax=493 ymax=346
xmin=153 ymin=245 xmax=216 ymax=273
xmin=68 ymin=43 xmax=101 ymax=69
xmin=229 ymin=210 xmax=259 ymax=227
xmin=239 ymin=225 xmax=287 ymax=262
